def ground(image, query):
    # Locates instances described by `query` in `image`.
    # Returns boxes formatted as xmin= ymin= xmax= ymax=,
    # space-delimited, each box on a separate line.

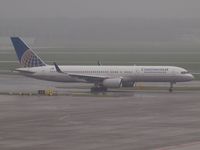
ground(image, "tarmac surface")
xmin=1 ymin=74 xmax=200 ymax=150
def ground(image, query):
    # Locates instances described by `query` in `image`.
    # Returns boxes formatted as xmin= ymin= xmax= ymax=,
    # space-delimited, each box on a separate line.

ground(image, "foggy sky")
xmin=0 ymin=0 xmax=200 ymax=48
xmin=0 ymin=0 xmax=200 ymax=18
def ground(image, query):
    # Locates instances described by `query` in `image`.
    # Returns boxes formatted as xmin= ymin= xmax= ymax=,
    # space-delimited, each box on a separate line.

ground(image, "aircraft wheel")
xmin=90 ymin=87 xmax=107 ymax=93
xmin=169 ymin=88 xmax=173 ymax=93
xmin=169 ymin=82 xmax=174 ymax=92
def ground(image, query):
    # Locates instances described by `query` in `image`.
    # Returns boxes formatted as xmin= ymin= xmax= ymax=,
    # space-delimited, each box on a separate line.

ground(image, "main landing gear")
xmin=90 ymin=86 xmax=107 ymax=93
xmin=169 ymin=82 xmax=175 ymax=92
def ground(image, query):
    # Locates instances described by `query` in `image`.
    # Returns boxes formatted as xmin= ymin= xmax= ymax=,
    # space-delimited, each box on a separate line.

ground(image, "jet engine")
xmin=102 ymin=78 xmax=122 ymax=88
xmin=121 ymin=81 xmax=135 ymax=87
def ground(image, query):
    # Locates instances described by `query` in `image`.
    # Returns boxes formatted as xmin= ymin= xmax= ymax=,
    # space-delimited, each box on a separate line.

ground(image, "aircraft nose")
xmin=188 ymin=74 xmax=194 ymax=81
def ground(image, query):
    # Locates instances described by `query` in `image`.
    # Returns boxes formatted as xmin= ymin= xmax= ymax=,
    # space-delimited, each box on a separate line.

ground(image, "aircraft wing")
xmin=68 ymin=73 xmax=108 ymax=82
xmin=53 ymin=62 xmax=108 ymax=82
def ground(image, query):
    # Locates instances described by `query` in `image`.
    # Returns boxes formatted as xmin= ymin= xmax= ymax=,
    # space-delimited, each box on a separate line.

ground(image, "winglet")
xmin=97 ymin=60 xmax=102 ymax=66
xmin=53 ymin=62 xmax=63 ymax=73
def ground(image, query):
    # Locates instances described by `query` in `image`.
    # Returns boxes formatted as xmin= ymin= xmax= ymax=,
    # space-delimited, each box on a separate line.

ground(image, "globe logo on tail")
xmin=21 ymin=50 xmax=44 ymax=67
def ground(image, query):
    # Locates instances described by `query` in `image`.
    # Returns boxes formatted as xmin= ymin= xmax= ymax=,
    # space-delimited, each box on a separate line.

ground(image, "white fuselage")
xmin=16 ymin=65 xmax=194 ymax=83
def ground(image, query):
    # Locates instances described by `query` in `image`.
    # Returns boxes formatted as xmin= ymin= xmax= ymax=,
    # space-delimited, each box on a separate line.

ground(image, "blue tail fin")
xmin=10 ymin=37 xmax=46 ymax=67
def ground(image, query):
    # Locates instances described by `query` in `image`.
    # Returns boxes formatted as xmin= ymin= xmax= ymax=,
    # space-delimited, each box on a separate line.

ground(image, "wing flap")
xmin=53 ymin=62 xmax=108 ymax=82
xmin=68 ymin=73 xmax=107 ymax=82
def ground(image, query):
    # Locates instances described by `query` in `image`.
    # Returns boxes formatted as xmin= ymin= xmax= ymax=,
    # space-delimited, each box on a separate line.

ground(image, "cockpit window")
xmin=181 ymin=71 xmax=189 ymax=74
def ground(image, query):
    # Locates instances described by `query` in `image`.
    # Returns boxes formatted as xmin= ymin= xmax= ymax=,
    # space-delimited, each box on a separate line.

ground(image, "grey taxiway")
xmin=0 ymin=74 xmax=200 ymax=150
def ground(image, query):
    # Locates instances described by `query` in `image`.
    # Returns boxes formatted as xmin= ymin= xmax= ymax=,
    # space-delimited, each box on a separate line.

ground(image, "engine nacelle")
xmin=102 ymin=78 xmax=122 ymax=88
xmin=122 ymin=81 xmax=135 ymax=87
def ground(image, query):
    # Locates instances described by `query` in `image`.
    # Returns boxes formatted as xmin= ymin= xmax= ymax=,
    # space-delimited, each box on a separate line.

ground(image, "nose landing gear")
xmin=169 ymin=82 xmax=175 ymax=92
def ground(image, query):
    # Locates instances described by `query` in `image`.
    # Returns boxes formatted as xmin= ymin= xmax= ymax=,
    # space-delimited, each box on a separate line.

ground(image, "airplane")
xmin=10 ymin=37 xmax=194 ymax=92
